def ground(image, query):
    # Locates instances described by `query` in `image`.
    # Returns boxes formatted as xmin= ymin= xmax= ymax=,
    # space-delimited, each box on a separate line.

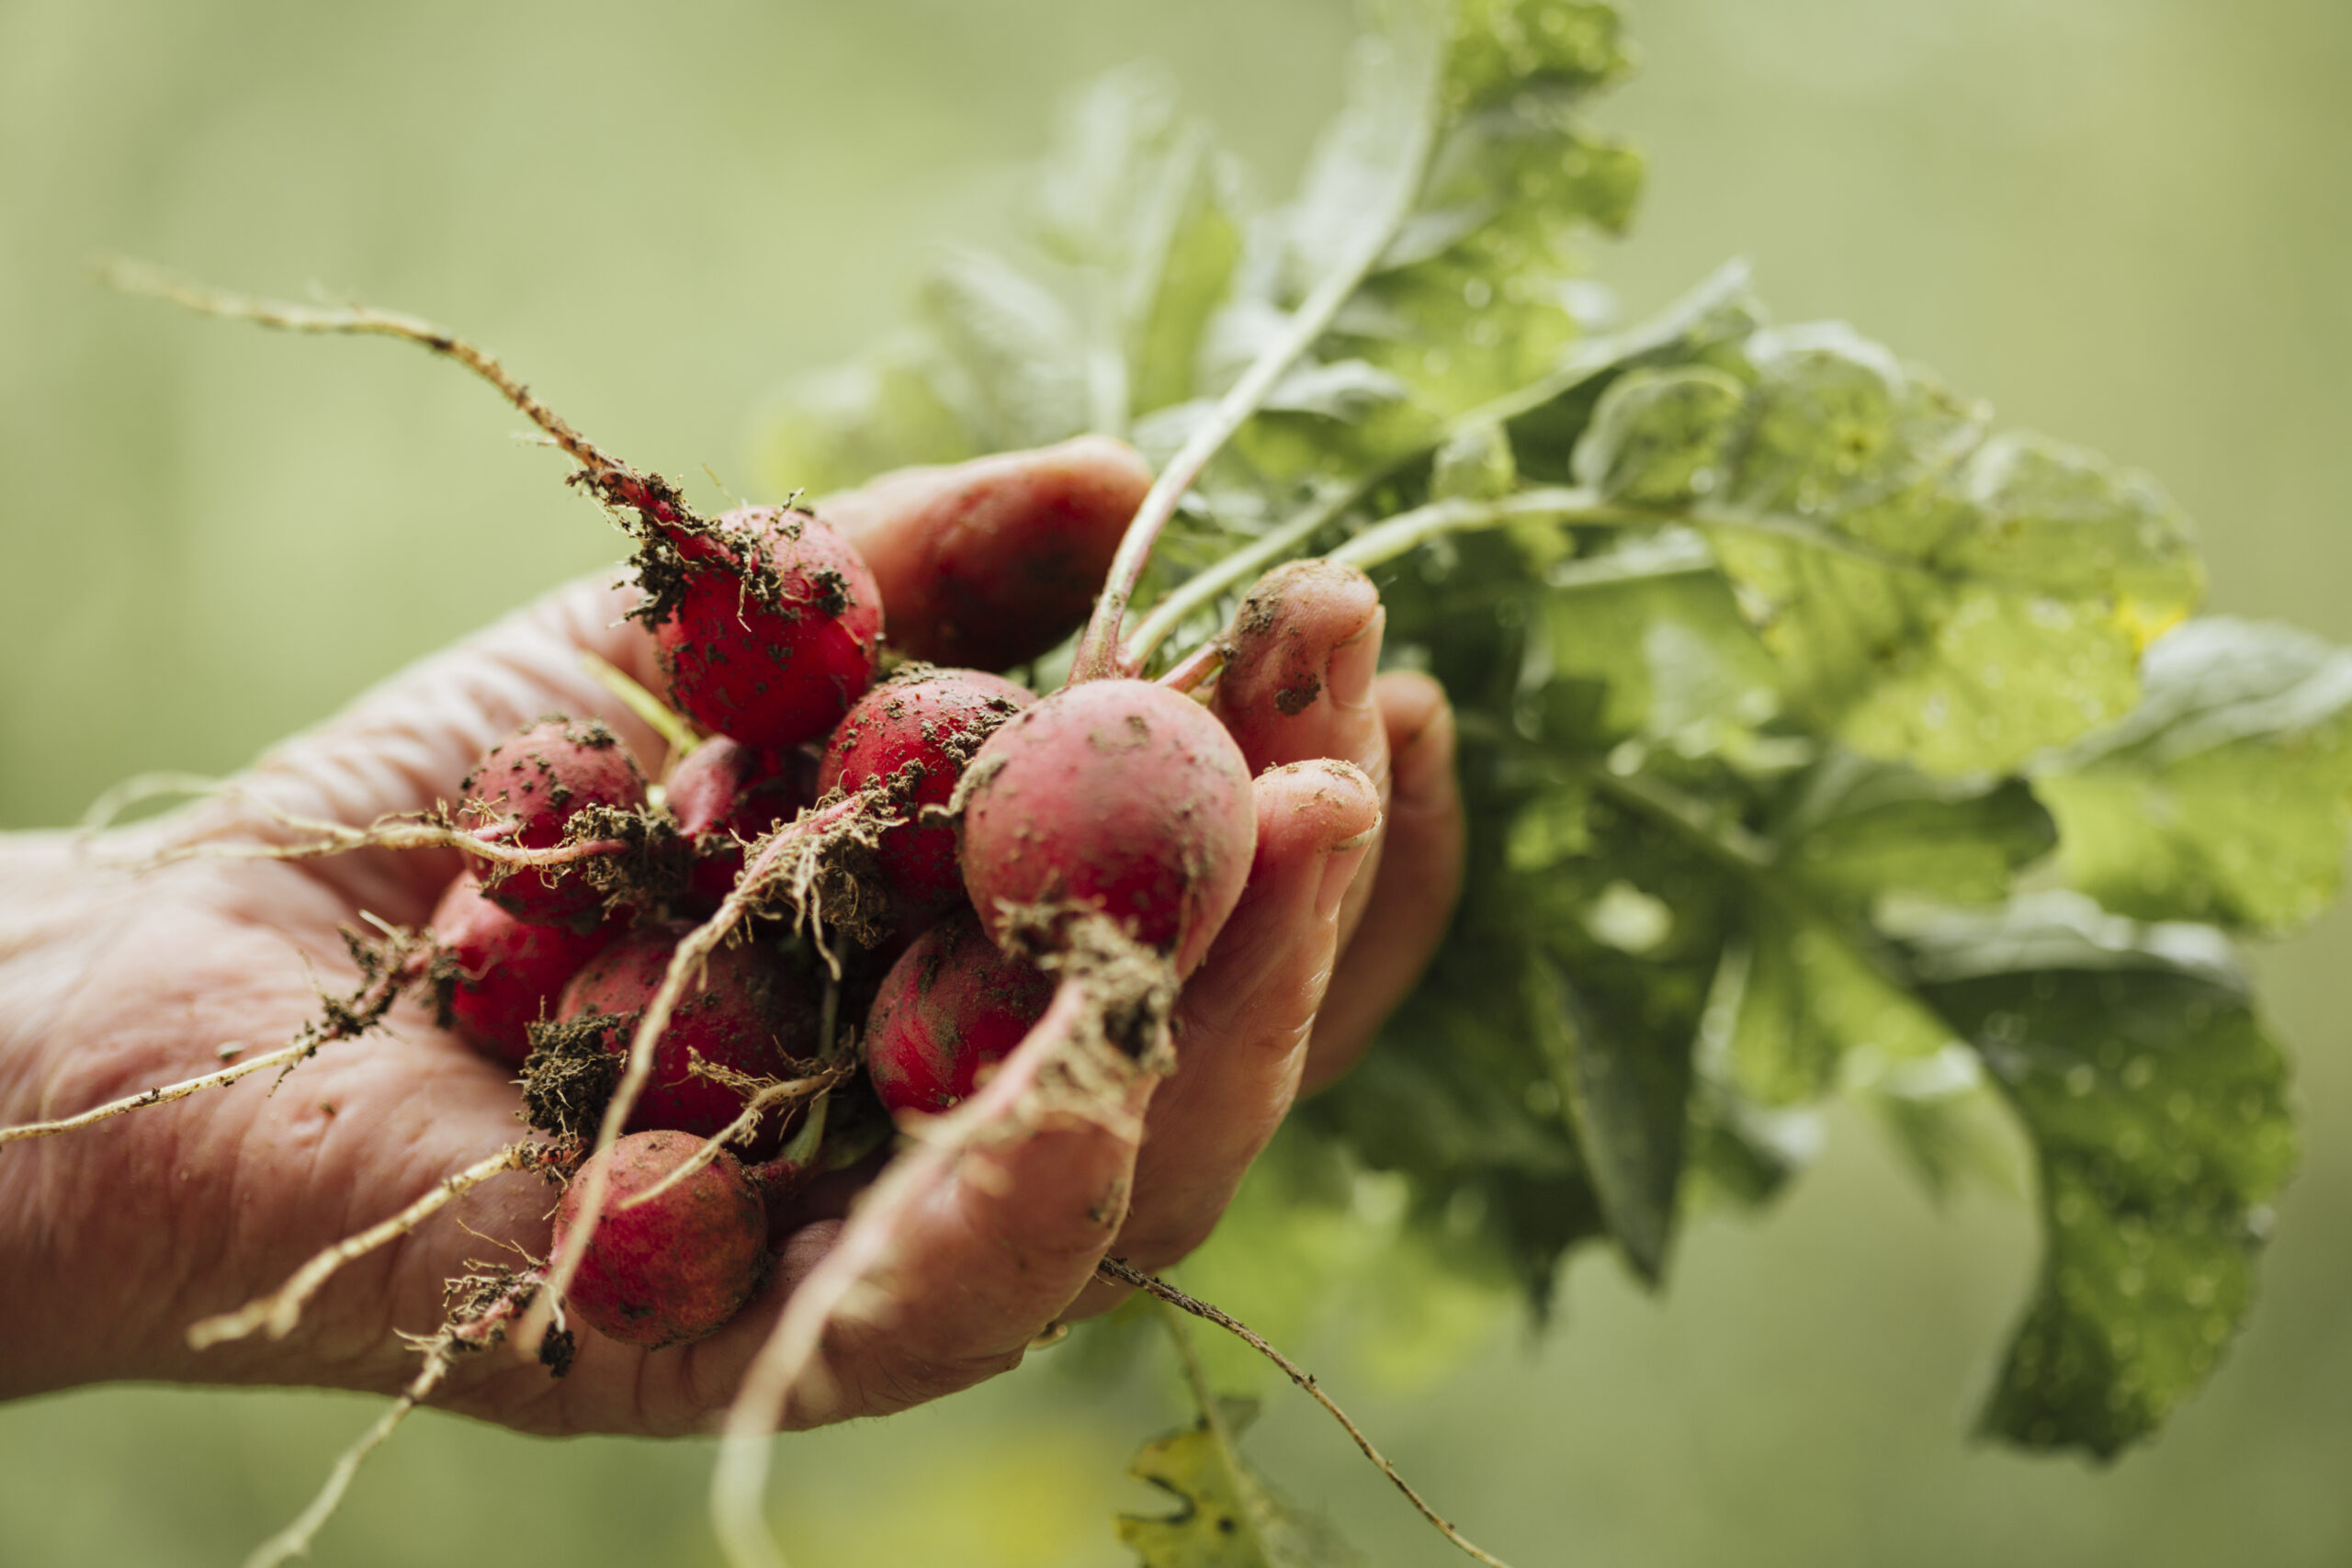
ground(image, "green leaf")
xmin=1442 ymin=0 xmax=1634 ymax=109
xmin=1527 ymin=953 xmax=1683 ymax=1281
xmin=1118 ymin=1400 xmax=1363 ymax=1567
xmin=1861 ymin=1050 xmax=2022 ymax=1205
xmin=1571 ymin=326 xmax=2208 ymax=774
xmin=917 ymin=245 xmax=1093 ymax=451
xmin=1570 ymin=364 xmax=1747 ymax=505
xmin=1898 ymin=894 xmax=2297 ymax=1457
xmin=2035 ymin=616 xmax=2352 ymax=935
xmin=1272 ymin=0 xmax=1449 ymax=298
xmin=1776 ymin=751 xmax=2056 ymax=913
xmin=1707 ymin=753 xmax=2043 ymax=1107
xmin=1023 ymin=64 xmax=1245 ymax=421
xmin=1536 ymin=534 xmax=1780 ymax=748
xmin=1716 ymin=908 xmax=1951 ymax=1106
xmin=1193 ymin=0 xmax=1641 ymax=496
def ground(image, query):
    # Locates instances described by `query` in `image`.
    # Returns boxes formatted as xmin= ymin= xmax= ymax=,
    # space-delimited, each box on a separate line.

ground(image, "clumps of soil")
xmin=622 ymin=502 xmax=814 ymax=629
xmin=519 ymin=1014 xmax=627 ymax=1145
xmin=564 ymin=801 xmax=691 ymax=913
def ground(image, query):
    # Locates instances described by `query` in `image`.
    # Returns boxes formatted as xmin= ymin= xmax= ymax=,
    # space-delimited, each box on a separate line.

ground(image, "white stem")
xmin=709 ymin=979 xmax=1138 ymax=1568
xmin=1072 ymin=99 xmax=1441 ymax=678
xmin=1120 ymin=258 xmax=1765 ymax=668
xmin=1326 ymin=487 xmax=1608 ymax=571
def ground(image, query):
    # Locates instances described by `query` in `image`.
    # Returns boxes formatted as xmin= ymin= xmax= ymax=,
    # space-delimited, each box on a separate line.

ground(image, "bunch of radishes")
xmin=423 ymin=500 xmax=1254 ymax=1351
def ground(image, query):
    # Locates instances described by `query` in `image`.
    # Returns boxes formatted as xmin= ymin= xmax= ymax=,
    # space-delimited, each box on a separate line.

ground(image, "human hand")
xmin=0 ymin=437 xmax=1464 ymax=1434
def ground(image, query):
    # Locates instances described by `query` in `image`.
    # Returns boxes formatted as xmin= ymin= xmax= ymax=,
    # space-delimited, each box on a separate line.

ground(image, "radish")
xmin=553 ymin=1130 xmax=768 ymax=1348
xmin=666 ymin=736 xmax=816 ymax=911
xmin=818 ymin=666 xmax=1033 ymax=915
xmin=650 ymin=507 xmax=883 ymax=752
xmin=458 ymin=716 xmax=648 ymax=929
xmin=427 ymin=873 xmax=616 ymax=1066
xmin=864 ymin=908 xmax=1054 ymax=1115
xmin=555 ymin=923 xmax=822 ymax=1158
xmin=957 ymin=679 xmax=1255 ymax=976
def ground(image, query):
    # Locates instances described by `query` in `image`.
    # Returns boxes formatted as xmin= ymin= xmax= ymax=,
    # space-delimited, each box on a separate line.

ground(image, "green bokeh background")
xmin=5 ymin=1 xmax=2348 ymax=1563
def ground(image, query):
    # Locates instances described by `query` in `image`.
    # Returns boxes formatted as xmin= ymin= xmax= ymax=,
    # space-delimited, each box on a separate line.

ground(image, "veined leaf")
xmin=1717 ymin=905 xmax=1949 ymax=1107
xmin=917 ymin=245 xmax=1093 ymax=451
xmin=1118 ymin=1399 xmax=1363 ymax=1568
xmin=1023 ymin=63 xmax=1246 ymax=423
xmin=1202 ymin=0 xmax=1641 ymax=491
xmin=1897 ymin=893 xmax=2297 ymax=1458
xmin=2035 ymin=616 xmax=2352 ymax=934
xmin=1691 ymin=754 xmax=2041 ymax=1108
xmin=1567 ymin=329 xmax=2207 ymax=774
xmin=1528 ymin=953 xmax=1683 ymax=1281
xmin=741 ymin=0 xmax=2335 ymax=1476
xmin=1536 ymin=533 xmax=1780 ymax=748
xmin=1774 ymin=751 xmax=2056 ymax=913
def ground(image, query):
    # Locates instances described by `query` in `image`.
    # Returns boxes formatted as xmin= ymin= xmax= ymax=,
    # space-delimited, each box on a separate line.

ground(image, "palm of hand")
xmin=0 ymin=441 xmax=1462 ymax=1435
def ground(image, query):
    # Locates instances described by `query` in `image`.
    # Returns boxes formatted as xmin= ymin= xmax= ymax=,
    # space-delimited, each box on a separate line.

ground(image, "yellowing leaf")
xmin=1118 ymin=1400 xmax=1362 ymax=1568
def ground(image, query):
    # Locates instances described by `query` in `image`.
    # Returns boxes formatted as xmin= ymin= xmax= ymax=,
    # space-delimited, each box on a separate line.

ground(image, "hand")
xmin=0 ymin=438 xmax=1464 ymax=1434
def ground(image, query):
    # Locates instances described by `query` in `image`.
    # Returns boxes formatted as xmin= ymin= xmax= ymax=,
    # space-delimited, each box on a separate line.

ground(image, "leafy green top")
xmin=750 ymin=0 xmax=2348 ymax=1461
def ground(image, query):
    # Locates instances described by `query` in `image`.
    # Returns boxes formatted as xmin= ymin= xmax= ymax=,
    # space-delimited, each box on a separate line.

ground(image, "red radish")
xmin=864 ymin=908 xmax=1054 ymax=1116
xmin=666 ymin=736 xmax=815 ymax=910
xmin=428 ymin=874 xmax=616 ymax=1066
xmin=458 ymin=716 xmax=648 ymax=929
xmin=553 ymin=1130 xmax=767 ymax=1348
xmin=818 ymin=667 xmax=1033 ymax=913
xmin=653 ymin=507 xmax=883 ymax=751
xmin=557 ymin=923 xmax=821 ymax=1158
xmin=957 ymin=679 xmax=1256 ymax=975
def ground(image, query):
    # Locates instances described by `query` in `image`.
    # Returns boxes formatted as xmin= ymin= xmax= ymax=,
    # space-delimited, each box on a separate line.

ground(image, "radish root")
xmin=519 ymin=789 xmax=895 ymax=1355
xmin=622 ymin=1064 xmax=851 ymax=1213
xmin=188 ymin=1143 xmax=537 ymax=1348
xmin=241 ymin=1267 xmax=543 ymax=1568
xmin=1107 ymin=1258 xmax=1515 ymax=1568
xmin=0 ymin=925 xmax=441 ymax=1147
xmin=708 ymin=915 xmax=1175 ymax=1568
xmin=97 ymin=257 xmax=712 ymax=536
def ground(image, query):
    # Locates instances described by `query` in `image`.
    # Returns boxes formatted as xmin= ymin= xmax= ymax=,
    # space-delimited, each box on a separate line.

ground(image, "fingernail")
xmin=1328 ymin=607 xmax=1385 ymax=714
xmin=1317 ymin=836 xmax=1373 ymax=921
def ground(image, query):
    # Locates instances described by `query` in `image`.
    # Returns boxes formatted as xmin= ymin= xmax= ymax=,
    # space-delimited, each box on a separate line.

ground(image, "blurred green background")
xmin=5 ymin=1 xmax=2348 ymax=1563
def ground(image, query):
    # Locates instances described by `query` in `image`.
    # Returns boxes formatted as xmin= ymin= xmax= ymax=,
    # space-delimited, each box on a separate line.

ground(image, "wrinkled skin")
xmin=0 ymin=436 xmax=1463 ymax=1435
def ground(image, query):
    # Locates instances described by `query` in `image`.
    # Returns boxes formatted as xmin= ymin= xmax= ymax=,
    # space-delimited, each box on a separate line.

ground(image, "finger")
xmin=1064 ymin=758 xmax=1381 ymax=1318
xmin=1300 ymin=672 xmax=1464 ymax=1093
xmin=817 ymin=436 xmax=1148 ymax=671
xmin=1210 ymin=559 xmax=1392 ymax=953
